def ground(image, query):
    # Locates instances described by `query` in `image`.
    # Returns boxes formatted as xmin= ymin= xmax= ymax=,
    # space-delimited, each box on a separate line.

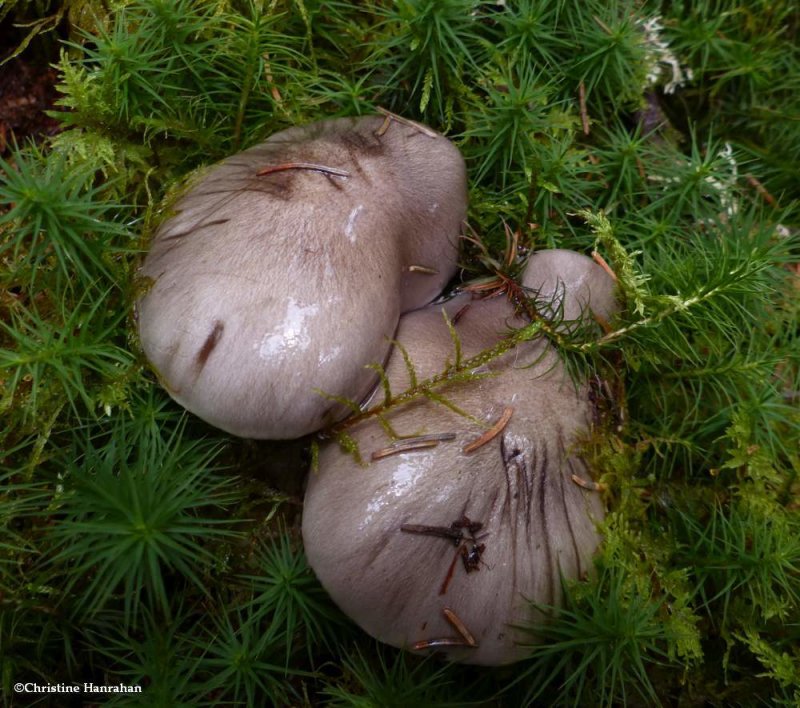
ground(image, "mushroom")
xmin=137 ymin=115 xmax=466 ymax=439
xmin=302 ymin=249 xmax=619 ymax=665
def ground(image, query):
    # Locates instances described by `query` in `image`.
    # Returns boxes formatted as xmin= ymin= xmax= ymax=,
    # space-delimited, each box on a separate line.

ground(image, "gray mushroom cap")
xmin=137 ymin=115 xmax=466 ymax=439
xmin=521 ymin=248 xmax=618 ymax=322
xmin=302 ymin=249 xmax=619 ymax=665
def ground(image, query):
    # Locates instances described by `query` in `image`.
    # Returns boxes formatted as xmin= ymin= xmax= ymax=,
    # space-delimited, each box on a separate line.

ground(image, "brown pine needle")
xmin=408 ymin=264 xmax=439 ymax=274
xmin=256 ymin=162 xmax=350 ymax=178
xmin=375 ymin=107 xmax=439 ymax=137
xmin=372 ymin=433 xmax=456 ymax=460
xmin=579 ymin=81 xmax=590 ymax=136
xmin=452 ymin=303 xmax=471 ymax=325
xmin=262 ymin=51 xmax=283 ymax=105
xmin=397 ymin=432 xmax=458 ymax=444
xmin=746 ymin=173 xmax=778 ymax=207
xmin=412 ymin=637 xmax=468 ymax=650
xmin=571 ymin=474 xmax=606 ymax=492
xmin=593 ymin=311 xmax=613 ymax=334
xmin=463 ymin=407 xmax=514 ymax=454
xmin=371 ymin=440 xmax=439 ymax=460
xmin=376 ymin=114 xmax=392 ymax=136
xmin=439 ymin=545 xmax=462 ymax=595
xmin=443 ymin=607 xmax=477 ymax=647
xmin=592 ymin=250 xmax=618 ymax=281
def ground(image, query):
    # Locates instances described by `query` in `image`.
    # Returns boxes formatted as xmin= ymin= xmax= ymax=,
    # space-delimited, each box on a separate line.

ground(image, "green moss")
xmin=1 ymin=0 xmax=798 ymax=705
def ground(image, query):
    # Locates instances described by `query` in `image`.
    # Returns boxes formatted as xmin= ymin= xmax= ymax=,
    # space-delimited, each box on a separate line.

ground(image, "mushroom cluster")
xmin=137 ymin=115 xmax=467 ymax=439
xmin=137 ymin=114 xmax=619 ymax=667
xmin=303 ymin=250 xmax=618 ymax=665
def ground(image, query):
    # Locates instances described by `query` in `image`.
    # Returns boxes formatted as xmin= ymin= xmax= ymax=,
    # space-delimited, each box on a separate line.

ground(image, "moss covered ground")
xmin=1 ymin=1 xmax=798 ymax=705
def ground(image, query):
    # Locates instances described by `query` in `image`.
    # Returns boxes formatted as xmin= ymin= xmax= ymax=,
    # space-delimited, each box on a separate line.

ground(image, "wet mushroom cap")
xmin=302 ymin=250 xmax=618 ymax=665
xmin=521 ymin=248 xmax=618 ymax=323
xmin=137 ymin=115 xmax=466 ymax=439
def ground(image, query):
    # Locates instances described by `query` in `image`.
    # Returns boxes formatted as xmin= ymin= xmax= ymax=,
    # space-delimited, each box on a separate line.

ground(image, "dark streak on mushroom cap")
xmin=137 ymin=116 xmax=467 ymax=439
xmin=302 ymin=250 xmax=619 ymax=666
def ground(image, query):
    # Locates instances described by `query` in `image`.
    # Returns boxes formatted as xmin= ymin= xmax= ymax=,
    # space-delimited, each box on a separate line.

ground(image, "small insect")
xmin=461 ymin=542 xmax=486 ymax=573
xmin=400 ymin=514 xmax=487 ymax=595
xmin=433 ymin=515 xmax=488 ymax=594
